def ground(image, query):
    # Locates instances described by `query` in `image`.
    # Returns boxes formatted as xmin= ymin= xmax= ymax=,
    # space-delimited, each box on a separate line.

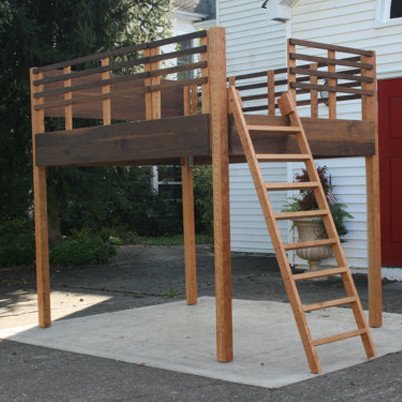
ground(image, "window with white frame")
xmin=376 ymin=0 xmax=402 ymax=25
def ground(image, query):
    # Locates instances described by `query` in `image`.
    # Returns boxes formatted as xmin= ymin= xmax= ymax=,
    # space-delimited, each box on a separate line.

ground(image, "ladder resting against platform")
xmin=228 ymin=87 xmax=376 ymax=374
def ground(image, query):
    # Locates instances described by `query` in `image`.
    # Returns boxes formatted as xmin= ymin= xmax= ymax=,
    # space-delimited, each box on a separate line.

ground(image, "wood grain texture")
xmin=362 ymin=54 xmax=382 ymax=328
xmin=310 ymin=64 xmax=318 ymax=118
xmin=63 ymin=66 xmax=73 ymax=130
xmin=268 ymin=70 xmax=275 ymax=116
xmin=35 ymin=115 xmax=210 ymax=167
xmin=328 ymin=50 xmax=337 ymax=119
xmin=33 ymin=30 xmax=207 ymax=74
xmin=181 ymin=86 xmax=197 ymax=305
xmin=229 ymin=87 xmax=320 ymax=373
xmin=208 ymin=28 xmax=233 ymax=363
xmin=30 ymin=69 xmax=51 ymax=328
xmin=288 ymin=38 xmax=374 ymax=57
xmin=101 ymin=58 xmax=111 ymax=125
xmin=43 ymin=73 xmax=183 ymax=121
xmin=278 ymin=91 xmax=376 ymax=367
xmin=230 ymin=115 xmax=375 ymax=158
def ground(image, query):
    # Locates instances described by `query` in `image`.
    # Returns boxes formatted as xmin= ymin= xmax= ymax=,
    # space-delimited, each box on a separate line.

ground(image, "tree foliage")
xmin=0 ymin=1 xmax=171 ymax=236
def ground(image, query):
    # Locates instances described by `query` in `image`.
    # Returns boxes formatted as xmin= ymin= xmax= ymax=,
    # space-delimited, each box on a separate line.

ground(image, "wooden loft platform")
xmin=32 ymin=33 xmax=376 ymax=168
xmin=30 ymin=28 xmax=382 ymax=368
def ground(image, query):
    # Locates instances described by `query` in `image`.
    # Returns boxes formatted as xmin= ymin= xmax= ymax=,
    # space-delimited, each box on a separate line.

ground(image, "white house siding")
xmin=289 ymin=0 xmax=402 ymax=268
xmin=218 ymin=0 xmax=290 ymax=253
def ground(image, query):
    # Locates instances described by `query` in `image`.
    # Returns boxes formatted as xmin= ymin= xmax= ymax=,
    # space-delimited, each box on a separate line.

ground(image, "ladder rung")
xmin=303 ymin=296 xmax=357 ymax=312
xmin=266 ymin=181 xmax=319 ymax=191
xmin=284 ymin=238 xmax=336 ymax=250
xmin=293 ymin=267 xmax=347 ymax=281
xmin=256 ymin=154 xmax=310 ymax=162
xmin=313 ymin=329 xmax=367 ymax=346
xmin=274 ymin=210 xmax=328 ymax=221
xmin=248 ymin=125 xmax=301 ymax=133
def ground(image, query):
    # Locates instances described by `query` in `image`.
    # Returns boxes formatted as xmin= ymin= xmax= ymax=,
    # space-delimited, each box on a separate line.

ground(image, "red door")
xmin=378 ymin=78 xmax=402 ymax=267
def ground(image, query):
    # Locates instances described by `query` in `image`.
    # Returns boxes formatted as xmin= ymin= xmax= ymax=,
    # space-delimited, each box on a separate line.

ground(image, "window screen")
xmin=391 ymin=0 xmax=402 ymax=18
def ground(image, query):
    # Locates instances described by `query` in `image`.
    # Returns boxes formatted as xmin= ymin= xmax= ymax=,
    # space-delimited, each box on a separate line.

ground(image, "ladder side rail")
xmin=228 ymin=87 xmax=320 ymax=374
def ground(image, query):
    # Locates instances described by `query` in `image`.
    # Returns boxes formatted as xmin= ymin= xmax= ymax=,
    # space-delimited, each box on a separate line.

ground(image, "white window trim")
xmin=375 ymin=0 xmax=402 ymax=28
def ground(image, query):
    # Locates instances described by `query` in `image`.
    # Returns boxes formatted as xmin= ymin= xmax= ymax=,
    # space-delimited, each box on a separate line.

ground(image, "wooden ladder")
xmin=228 ymin=87 xmax=376 ymax=374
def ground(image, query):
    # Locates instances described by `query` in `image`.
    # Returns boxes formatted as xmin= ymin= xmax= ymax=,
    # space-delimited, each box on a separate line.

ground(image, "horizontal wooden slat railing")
xmin=226 ymin=38 xmax=375 ymax=119
xmin=287 ymin=38 xmax=375 ymax=119
xmin=31 ymin=30 xmax=209 ymax=123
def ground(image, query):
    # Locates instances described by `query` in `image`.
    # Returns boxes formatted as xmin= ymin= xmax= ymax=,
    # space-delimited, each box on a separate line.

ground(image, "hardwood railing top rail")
xmin=32 ymin=30 xmax=208 ymax=74
xmin=289 ymin=38 xmax=374 ymax=57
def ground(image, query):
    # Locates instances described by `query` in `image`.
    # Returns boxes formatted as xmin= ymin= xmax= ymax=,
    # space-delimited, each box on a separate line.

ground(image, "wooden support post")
xmin=30 ymin=69 xmax=51 ymax=328
xmin=207 ymin=27 xmax=233 ymax=363
xmin=181 ymin=87 xmax=197 ymax=305
xmin=101 ymin=57 xmax=111 ymax=125
xmin=287 ymin=40 xmax=296 ymax=99
xmin=268 ymin=70 xmax=275 ymax=116
xmin=328 ymin=50 xmax=337 ymax=119
xmin=310 ymin=64 xmax=318 ymax=118
xmin=362 ymin=53 xmax=382 ymax=328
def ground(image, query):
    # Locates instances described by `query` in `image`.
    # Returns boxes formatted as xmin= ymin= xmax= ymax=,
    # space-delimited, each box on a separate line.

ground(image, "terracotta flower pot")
xmin=293 ymin=219 xmax=333 ymax=275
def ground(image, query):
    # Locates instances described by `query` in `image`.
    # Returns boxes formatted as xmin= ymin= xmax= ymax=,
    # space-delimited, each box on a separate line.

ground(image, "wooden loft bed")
xmin=30 ymin=28 xmax=382 ymax=367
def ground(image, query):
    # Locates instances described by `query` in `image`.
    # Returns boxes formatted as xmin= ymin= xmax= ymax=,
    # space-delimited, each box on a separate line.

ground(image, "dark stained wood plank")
xmin=289 ymin=53 xmax=373 ymax=70
xmin=230 ymin=115 xmax=375 ymax=158
xmin=35 ymin=114 xmax=210 ymax=167
xmin=289 ymin=38 xmax=374 ymax=57
xmin=290 ymin=67 xmax=373 ymax=83
xmin=291 ymin=82 xmax=373 ymax=96
xmin=33 ymin=30 xmax=207 ymax=74
xmin=44 ymin=77 xmax=184 ymax=120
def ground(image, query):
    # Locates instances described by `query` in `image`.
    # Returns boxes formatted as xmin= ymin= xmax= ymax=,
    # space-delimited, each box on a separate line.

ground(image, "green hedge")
xmin=0 ymin=219 xmax=116 ymax=268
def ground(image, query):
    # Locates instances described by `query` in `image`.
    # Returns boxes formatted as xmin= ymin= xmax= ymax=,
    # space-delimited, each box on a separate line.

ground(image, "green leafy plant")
xmin=193 ymin=166 xmax=213 ymax=235
xmin=0 ymin=218 xmax=35 ymax=267
xmin=50 ymin=228 xmax=116 ymax=267
xmin=285 ymin=165 xmax=353 ymax=240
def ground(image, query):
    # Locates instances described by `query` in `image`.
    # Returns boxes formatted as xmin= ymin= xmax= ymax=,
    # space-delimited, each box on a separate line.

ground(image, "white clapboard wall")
xmin=218 ymin=0 xmax=290 ymax=253
xmin=290 ymin=0 xmax=402 ymax=268
xmin=217 ymin=0 xmax=402 ymax=269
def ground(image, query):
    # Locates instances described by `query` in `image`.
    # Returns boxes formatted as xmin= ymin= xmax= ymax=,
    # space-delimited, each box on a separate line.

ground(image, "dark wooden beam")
xmin=36 ymin=114 xmax=210 ymax=167
xmin=230 ymin=115 xmax=375 ymax=158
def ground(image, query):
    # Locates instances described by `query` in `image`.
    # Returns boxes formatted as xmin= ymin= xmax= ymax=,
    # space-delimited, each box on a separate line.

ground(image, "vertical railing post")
xmin=64 ymin=66 xmax=73 ymax=130
xmin=362 ymin=53 xmax=382 ymax=328
xmin=287 ymin=39 xmax=296 ymax=99
xmin=328 ymin=50 xmax=337 ymax=119
xmin=201 ymin=35 xmax=210 ymax=114
xmin=30 ymin=69 xmax=51 ymax=328
xmin=144 ymin=46 xmax=161 ymax=120
xmin=207 ymin=27 xmax=233 ymax=363
xmin=268 ymin=70 xmax=275 ymax=116
xmin=101 ymin=57 xmax=111 ymax=125
xmin=181 ymin=86 xmax=197 ymax=305
xmin=310 ymin=63 xmax=318 ymax=118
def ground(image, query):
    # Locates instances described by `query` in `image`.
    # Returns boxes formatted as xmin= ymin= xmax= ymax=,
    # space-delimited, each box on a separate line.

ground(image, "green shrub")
xmin=193 ymin=166 xmax=213 ymax=234
xmin=0 ymin=220 xmax=116 ymax=268
xmin=50 ymin=229 xmax=116 ymax=266
xmin=0 ymin=218 xmax=35 ymax=267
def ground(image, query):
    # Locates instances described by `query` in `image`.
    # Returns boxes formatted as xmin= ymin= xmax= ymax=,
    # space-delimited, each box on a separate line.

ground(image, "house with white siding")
xmin=152 ymin=1 xmax=216 ymax=196
xmin=217 ymin=0 xmax=402 ymax=277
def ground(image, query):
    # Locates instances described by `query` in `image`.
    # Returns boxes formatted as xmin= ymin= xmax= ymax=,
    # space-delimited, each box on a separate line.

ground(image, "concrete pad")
xmin=0 ymin=290 xmax=111 ymax=329
xmin=0 ymin=297 xmax=401 ymax=389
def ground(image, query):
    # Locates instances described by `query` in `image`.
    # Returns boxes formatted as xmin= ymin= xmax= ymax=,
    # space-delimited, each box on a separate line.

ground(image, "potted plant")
xmin=285 ymin=165 xmax=352 ymax=274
